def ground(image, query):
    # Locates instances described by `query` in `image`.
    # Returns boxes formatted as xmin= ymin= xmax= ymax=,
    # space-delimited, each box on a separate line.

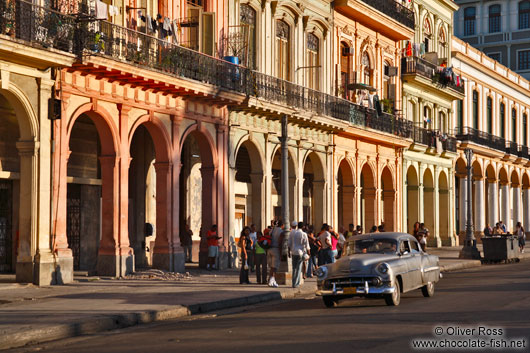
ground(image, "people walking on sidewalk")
xmin=255 ymin=229 xmax=268 ymax=284
xmin=288 ymin=221 xmax=310 ymax=288
xmin=180 ymin=223 xmax=193 ymax=263
xmin=318 ymin=224 xmax=333 ymax=265
xmin=249 ymin=224 xmax=258 ymax=272
xmin=483 ymin=224 xmax=493 ymax=237
xmin=516 ymin=222 xmax=526 ymax=253
xmin=306 ymin=226 xmax=318 ymax=278
xmin=267 ymin=220 xmax=285 ymax=287
xmin=345 ymin=224 xmax=355 ymax=240
xmin=417 ymin=223 xmax=429 ymax=251
xmin=500 ymin=221 xmax=507 ymax=233
xmin=239 ymin=226 xmax=252 ymax=284
xmin=206 ymin=225 xmax=220 ymax=270
xmin=329 ymin=226 xmax=339 ymax=262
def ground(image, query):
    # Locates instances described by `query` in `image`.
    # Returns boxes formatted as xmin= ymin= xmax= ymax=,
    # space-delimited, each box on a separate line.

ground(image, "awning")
xmin=348 ymin=83 xmax=377 ymax=91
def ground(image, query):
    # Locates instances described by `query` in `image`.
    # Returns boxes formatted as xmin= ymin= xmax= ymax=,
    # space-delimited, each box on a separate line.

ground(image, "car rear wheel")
xmin=421 ymin=281 xmax=435 ymax=297
xmin=384 ymin=279 xmax=401 ymax=306
xmin=323 ymin=296 xmax=338 ymax=308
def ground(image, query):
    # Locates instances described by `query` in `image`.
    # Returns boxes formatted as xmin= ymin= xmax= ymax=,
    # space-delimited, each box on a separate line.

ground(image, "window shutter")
xmin=389 ymin=84 xmax=396 ymax=100
xmin=201 ymin=12 xmax=216 ymax=56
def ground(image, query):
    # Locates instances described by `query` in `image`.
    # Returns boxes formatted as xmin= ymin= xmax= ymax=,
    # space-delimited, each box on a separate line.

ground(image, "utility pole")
xmin=459 ymin=148 xmax=481 ymax=259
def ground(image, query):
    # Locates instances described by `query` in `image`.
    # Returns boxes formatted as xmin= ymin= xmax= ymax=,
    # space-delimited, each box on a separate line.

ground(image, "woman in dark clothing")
xmin=239 ymin=226 xmax=252 ymax=284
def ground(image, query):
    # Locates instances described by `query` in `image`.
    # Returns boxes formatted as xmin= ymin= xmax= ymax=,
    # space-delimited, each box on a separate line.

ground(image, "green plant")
xmin=380 ymin=98 xmax=394 ymax=114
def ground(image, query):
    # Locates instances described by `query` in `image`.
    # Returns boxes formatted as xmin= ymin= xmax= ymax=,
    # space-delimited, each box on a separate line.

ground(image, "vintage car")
xmin=315 ymin=232 xmax=441 ymax=307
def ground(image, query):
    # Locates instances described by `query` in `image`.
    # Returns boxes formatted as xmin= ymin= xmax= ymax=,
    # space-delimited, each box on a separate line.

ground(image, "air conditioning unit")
xmin=342 ymin=47 xmax=354 ymax=56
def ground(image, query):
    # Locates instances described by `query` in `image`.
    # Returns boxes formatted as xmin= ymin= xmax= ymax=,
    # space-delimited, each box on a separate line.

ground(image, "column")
xmin=459 ymin=176 xmax=468 ymax=234
xmin=487 ymin=180 xmax=499 ymax=227
xmin=432 ymin=167 xmax=441 ymax=247
xmin=474 ymin=177 xmax=485 ymax=235
xmin=198 ymin=166 xmax=217 ymax=268
xmin=512 ymin=185 xmax=521 ymax=233
xmin=523 ymin=188 xmax=530 ymax=235
xmin=170 ymin=114 xmax=184 ymax=273
xmin=249 ymin=172 xmax=265 ymax=231
xmin=152 ymin=162 xmax=172 ymax=271
xmin=501 ymin=183 xmax=510 ymax=229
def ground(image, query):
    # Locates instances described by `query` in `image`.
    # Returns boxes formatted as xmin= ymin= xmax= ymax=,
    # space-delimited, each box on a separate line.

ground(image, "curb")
xmin=0 ymin=286 xmax=315 ymax=351
xmin=440 ymin=260 xmax=482 ymax=273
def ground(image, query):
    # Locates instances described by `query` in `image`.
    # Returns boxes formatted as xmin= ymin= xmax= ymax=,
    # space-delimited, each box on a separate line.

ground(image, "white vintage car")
xmin=316 ymin=232 xmax=441 ymax=307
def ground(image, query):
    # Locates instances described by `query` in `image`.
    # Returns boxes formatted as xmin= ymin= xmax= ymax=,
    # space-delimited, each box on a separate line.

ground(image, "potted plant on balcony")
xmin=380 ymin=99 xmax=394 ymax=114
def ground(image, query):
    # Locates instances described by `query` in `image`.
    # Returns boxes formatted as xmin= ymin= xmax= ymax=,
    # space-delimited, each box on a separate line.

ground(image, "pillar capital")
xmin=16 ymin=140 xmax=39 ymax=156
xmin=153 ymin=161 xmax=172 ymax=173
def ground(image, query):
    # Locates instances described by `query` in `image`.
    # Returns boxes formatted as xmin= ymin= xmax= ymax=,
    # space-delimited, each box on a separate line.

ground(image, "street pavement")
xmin=7 ymin=261 xmax=530 ymax=353
xmin=0 ymin=245 xmax=529 ymax=351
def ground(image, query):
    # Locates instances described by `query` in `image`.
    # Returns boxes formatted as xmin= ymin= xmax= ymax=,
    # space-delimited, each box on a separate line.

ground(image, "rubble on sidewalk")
xmin=123 ymin=269 xmax=193 ymax=281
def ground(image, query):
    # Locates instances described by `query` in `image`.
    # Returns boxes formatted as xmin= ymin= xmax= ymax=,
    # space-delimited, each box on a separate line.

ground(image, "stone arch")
xmin=523 ymin=172 xmax=530 ymax=189
xmin=423 ymin=168 xmax=435 ymax=242
xmin=0 ymin=85 xmax=39 ymax=281
xmin=360 ymin=162 xmax=376 ymax=231
xmin=472 ymin=160 xmax=483 ymax=179
xmin=233 ymin=135 xmax=265 ymax=231
xmin=337 ymin=157 xmax=355 ymax=229
xmin=381 ymin=166 xmax=396 ymax=231
xmin=511 ymin=170 xmax=521 ymax=187
xmin=128 ymin=115 xmax=174 ymax=270
xmin=179 ymin=123 xmax=218 ymax=169
xmin=270 ymin=143 xmax=297 ymax=224
xmin=406 ymin=165 xmax=419 ymax=234
xmin=439 ymin=170 xmax=450 ymax=245
xmin=499 ymin=166 xmax=509 ymax=184
xmin=302 ymin=151 xmax=326 ymax=231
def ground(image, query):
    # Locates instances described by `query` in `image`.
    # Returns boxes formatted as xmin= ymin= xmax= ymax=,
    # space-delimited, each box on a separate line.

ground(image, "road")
xmin=10 ymin=262 xmax=530 ymax=353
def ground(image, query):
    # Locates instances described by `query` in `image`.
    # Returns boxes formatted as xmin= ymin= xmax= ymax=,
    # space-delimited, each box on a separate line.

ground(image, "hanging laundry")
xmin=146 ymin=14 xmax=153 ymax=32
xmin=151 ymin=18 xmax=158 ymax=32
xmin=420 ymin=43 xmax=425 ymax=56
xmin=163 ymin=17 xmax=171 ymax=31
xmin=95 ymin=0 xmax=108 ymax=19
xmin=406 ymin=41 xmax=412 ymax=57
xmin=138 ymin=10 xmax=142 ymax=17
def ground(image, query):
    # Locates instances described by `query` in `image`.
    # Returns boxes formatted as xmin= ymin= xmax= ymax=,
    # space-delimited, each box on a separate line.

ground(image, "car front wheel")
xmin=421 ymin=281 xmax=435 ymax=297
xmin=384 ymin=279 xmax=401 ymax=306
xmin=323 ymin=296 xmax=338 ymax=308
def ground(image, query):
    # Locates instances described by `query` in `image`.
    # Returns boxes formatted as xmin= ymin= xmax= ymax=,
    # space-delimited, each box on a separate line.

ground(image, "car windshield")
xmin=346 ymin=238 xmax=398 ymax=255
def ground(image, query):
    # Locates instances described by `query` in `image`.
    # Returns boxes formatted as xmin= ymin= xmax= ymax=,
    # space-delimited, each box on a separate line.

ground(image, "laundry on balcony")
xmin=95 ymin=0 xmax=107 ymax=19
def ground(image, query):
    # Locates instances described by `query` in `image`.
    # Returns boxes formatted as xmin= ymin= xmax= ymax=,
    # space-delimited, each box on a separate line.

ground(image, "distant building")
xmin=454 ymin=0 xmax=530 ymax=80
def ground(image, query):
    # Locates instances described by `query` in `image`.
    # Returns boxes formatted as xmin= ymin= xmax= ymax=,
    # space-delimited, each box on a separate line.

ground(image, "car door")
xmin=398 ymin=240 xmax=420 ymax=291
xmin=406 ymin=240 xmax=423 ymax=288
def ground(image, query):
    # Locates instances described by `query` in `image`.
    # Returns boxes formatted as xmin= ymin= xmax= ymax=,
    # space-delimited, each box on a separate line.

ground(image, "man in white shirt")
xmin=318 ymin=224 xmax=332 ymax=265
xmin=288 ymin=221 xmax=309 ymax=288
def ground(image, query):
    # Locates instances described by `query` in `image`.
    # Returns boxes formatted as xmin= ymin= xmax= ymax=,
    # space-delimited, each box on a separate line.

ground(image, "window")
xmin=240 ymin=4 xmax=256 ymax=69
xmin=519 ymin=50 xmax=530 ymax=70
xmin=457 ymin=99 xmax=463 ymax=134
xmin=424 ymin=106 xmax=431 ymax=128
xmin=340 ymin=42 xmax=353 ymax=99
xmin=523 ymin=113 xmax=528 ymax=146
xmin=410 ymin=240 xmax=420 ymax=253
xmin=472 ymin=90 xmax=479 ymax=129
xmin=439 ymin=112 xmax=446 ymax=133
xmin=520 ymin=1 xmax=530 ymax=30
xmin=306 ymin=33 xmax=319 ymax=90
xmin=464 ymin=7 xmax=476 ymax=36
xmin=275 ymin=20 xmax=290 ymax=81
xmin=423 ymin=17 xmax=432 ymax=52
xmin=362 ymin=52 xmax=372 ymax=85
xmin=488 ymin=53 xmax=501 ymax=63
xmin=438 ymin=27 xmax=447 ymax=60
xmin=512 ymin=108 xmax=517 ymax=143
xmin=489 ymin=5 xmax=501 ymax=33
xmin=487 ymin=97 xmax=493 ymax=134
xmin=500 ymin=102 xmax=506 ymax=138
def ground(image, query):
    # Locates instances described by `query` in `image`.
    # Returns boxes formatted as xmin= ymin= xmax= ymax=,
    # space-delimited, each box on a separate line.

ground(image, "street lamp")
xmin=459 ymin=148 xmax=481 ymax=259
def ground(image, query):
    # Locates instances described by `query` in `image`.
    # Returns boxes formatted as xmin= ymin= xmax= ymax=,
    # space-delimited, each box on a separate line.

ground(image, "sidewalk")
xmin=0 ymin=246 xmax=528 ymax=350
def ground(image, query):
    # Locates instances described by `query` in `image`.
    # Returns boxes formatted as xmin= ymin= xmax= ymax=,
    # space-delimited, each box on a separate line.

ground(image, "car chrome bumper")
xmin=316 ymin=282 xmax=395 ymax=296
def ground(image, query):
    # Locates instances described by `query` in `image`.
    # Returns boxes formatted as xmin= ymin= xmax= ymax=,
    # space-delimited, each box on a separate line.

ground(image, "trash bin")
xmin=482 ymin=236 xmax=520 ymax=263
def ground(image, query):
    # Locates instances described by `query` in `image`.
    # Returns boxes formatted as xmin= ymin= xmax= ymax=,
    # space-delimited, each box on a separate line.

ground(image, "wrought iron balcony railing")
xmin=0 ymin=0 xmax=76 ymax=53
xmin=506 ymin=141 xmax=519 ymax=156
xmin=454 ymin=127 xmax=507 ymax=153
xmin=0 ymin=0 xmax=412 ymax=139
xmin=360 ymin=0 xmax=414 ymax=29
xmin=519 ymin=146 xmax=529 ymax=159
xmin=443 ymin=136 xmax=457 ymax=153
xmin=402 ymin=57 xmax=465 ymax=94
xmin=410 ymin=125 xmax=456 ymax=152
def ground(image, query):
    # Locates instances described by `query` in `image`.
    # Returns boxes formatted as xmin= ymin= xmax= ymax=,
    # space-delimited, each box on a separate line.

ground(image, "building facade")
xmin=452 ymin=37 xmax=530 ymax=241
xmin=454 ymin=0 xmax=530 ymax=80
xmin=401 ymin=0 xmax=462 ymax=246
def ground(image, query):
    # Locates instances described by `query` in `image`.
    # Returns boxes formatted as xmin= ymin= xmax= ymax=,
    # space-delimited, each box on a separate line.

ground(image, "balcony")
xmin=333 ymin=0 xmax=414 ymax=41
xmin=359 ymin=0 xmax=414 ymax=29
xmin=410 ymin=125 xmax=456 ymax=153
xmin=402 ymin=57 xmax=465 ymax=96
xmin=455 ymin=127 xmax=506 ymax=153
xmin=0 ymin=0 xmax=412 ymax=139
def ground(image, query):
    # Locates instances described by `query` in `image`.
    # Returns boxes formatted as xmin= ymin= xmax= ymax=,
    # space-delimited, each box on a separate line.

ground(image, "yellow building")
xmin=402 ymin=0 xmax=463 ymax=246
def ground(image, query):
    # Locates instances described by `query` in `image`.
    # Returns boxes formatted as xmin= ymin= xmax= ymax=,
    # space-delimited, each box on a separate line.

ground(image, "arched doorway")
xmin=406 ymin=166 xmax=419 ymax=234
xmin=302 ymin=152 xmax=325 ymax=231
xmin=455 ymin=158 xmax=467 ymax=237
xmin=360 ymin=163 xmax=376 ymax=232
xmin=337 ymin=158 xmax=355 ymax=229
xmin=439 ymin=171 xmax=450 ymax=244
xmin=381 ymin=166 xmax=395 ymax=231
xmin=423 ymin=168 xmax=435 ymax=240
xmin=0 ymin=93 xmax=20 ymax=274
xmin=271 ymin=147 xmax=296 ymax=224
xmin=234 ymin=140 xmax=264 ymax=236
xmin=66 ymin=112 xmax=125 ymax=276
xmin=179 ymin=128 xmax=216 ymax=268
xmin=128 ymin=119 xmax=172 ymax=270
xmin=472 ymin=161 xmax=484 ymax=236
xmin=499 ymin=167 xmax=510 ymax=233
xmin=523 ymin=173 xmax=530 ymax=233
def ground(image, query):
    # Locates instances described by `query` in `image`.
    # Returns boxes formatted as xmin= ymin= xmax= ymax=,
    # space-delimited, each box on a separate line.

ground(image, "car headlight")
xmin=376 ymin=263 xmax=390 ymax=274
xmin=316 ymin=266 xmax=328 ymax=279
